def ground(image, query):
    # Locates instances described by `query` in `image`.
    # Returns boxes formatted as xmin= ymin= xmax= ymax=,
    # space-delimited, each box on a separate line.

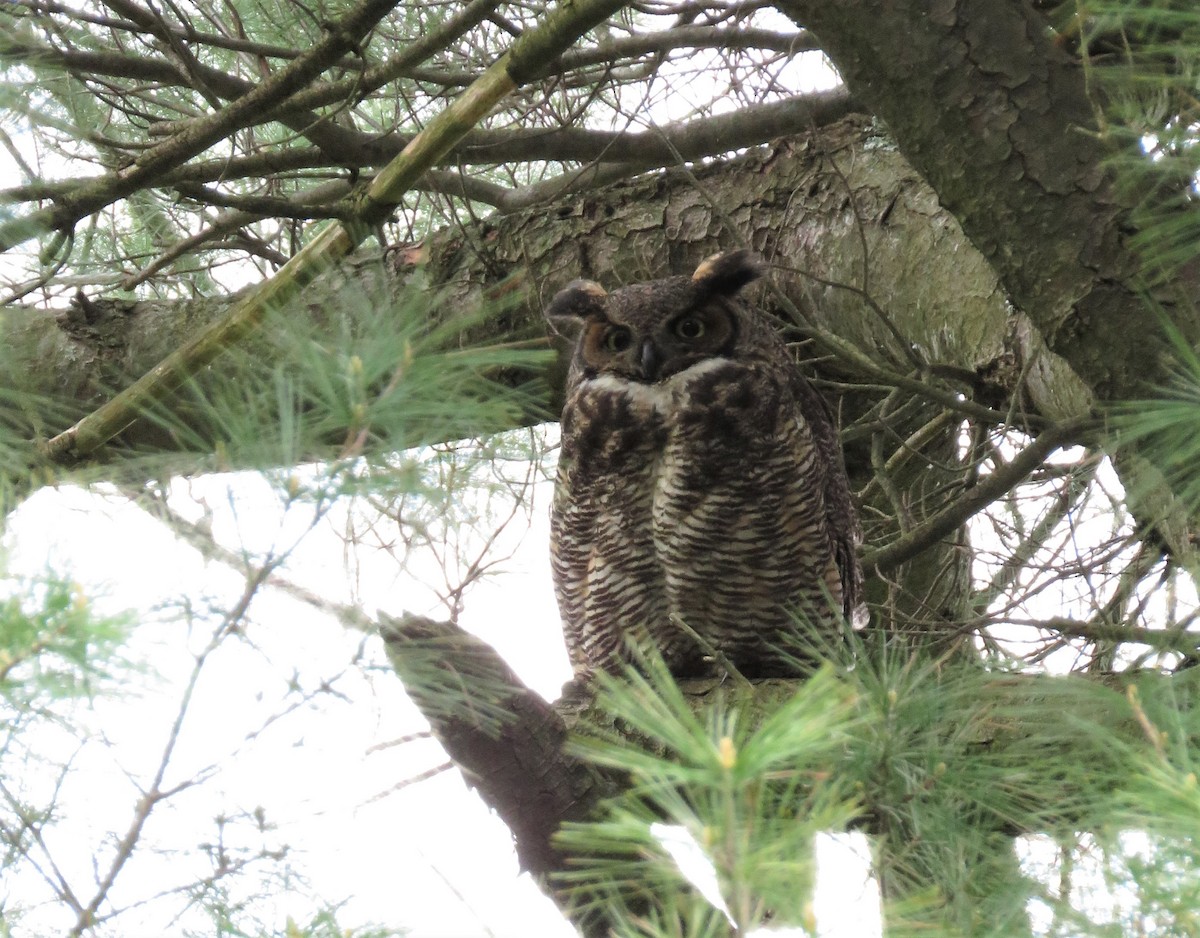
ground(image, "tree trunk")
xmin=777 ymin=0 xmax=1200 ymax=402
xmin=6 ymin=116 xmax=1086 ymax=455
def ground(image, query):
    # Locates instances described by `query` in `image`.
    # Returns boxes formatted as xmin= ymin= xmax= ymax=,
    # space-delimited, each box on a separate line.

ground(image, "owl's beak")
xmin=639 ymin=338 xmax=661 ymax=381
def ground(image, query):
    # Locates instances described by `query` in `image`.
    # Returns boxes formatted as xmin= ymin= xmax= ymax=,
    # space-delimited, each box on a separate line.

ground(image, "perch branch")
xmin=379 ymin=610 xmax=1200 ymax=932
xmin=379 ymin=614 xmax=603 ymax=882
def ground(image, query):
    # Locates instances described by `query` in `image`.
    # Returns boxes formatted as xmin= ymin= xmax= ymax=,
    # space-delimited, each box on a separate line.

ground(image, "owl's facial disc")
xmin=579 ymin=301 xmax=738 ymax=383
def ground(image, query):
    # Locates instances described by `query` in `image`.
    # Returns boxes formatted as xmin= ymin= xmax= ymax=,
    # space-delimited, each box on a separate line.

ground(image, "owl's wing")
xmin=551 ymin=471 xmax=665 ymax=676
xmin=788 ymin=367 xmax=866 ymax=627
xmin=549 ymin=485 xmax=602 ymax=676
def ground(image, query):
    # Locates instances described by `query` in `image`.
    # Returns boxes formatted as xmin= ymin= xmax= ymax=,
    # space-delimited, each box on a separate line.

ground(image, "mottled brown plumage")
xmin=545 ymin=251 xmax=864 ymax=680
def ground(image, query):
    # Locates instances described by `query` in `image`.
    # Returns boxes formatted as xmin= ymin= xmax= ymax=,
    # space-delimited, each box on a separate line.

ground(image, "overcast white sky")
xmin=3 ymin=469 xmax=576 ymax=936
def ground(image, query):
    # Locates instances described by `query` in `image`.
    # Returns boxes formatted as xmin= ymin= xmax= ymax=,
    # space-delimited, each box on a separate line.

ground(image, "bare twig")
xmin=863 ymin=418 xmax=1096 ymax=573
xmin=68 ymin=560 xmax=275 ymax=936
xmin=1 ymin=0 xmax=404 ymax=252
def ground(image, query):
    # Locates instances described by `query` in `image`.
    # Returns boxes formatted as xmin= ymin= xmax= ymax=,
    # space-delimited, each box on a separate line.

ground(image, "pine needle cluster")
xmin=558 ymin=642 xmax=1200 ymax=936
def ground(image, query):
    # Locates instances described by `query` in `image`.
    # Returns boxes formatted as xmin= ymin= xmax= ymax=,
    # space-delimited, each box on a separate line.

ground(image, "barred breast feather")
xmin=551 ymin=356 xmax=844 ymax=678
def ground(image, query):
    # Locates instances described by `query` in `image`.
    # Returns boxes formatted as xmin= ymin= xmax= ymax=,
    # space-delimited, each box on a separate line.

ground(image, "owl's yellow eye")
xmin=604 ymin=327 xmax=632 ymax=352
xmin=674 ymin=316 xmax=705 ymax=340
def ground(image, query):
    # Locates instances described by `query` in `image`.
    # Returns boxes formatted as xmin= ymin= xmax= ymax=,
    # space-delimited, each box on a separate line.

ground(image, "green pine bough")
xmin=41 ymin=0 xmax=628 ymax=464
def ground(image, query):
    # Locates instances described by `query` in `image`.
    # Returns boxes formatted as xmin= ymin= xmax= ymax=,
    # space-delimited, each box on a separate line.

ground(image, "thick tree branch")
xmin=6 ymin=120 xmax=1078 ymax=465
xmin=379 ymin=614 xmax=603 ymax=881
xmin=490 ymin=89 xmax=853 ymax=211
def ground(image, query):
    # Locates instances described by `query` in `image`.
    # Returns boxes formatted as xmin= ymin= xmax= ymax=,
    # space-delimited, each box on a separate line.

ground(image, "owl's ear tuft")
xmin=545 ymin=280 xmax=608 ymax=339
xmin=691 ymin=250 xmax=767 ymax=296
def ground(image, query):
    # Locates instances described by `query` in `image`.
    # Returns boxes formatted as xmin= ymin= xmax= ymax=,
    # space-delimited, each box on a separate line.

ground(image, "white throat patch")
xmin=581 ymin=358 xmax=734 ymax=412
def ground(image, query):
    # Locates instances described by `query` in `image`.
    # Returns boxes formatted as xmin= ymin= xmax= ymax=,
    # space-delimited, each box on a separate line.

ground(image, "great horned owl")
xmin=545 ymin=250 xmax=865 ymax=681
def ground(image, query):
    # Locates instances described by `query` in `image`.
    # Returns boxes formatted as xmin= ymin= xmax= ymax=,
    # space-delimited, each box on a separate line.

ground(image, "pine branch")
xmin=1029 ymin=616 xmax=1200 ymax=659
xmin=0 ymin=0 xmax=501 ymax=213
xmin=120 ymin=179 xmax=357 ymax=290
xmin=0 ymin=92 xmax=852 ymax=210
xmin=270 ymin=23 xmax=814 ymax=107
xmin=0 ymin=0 xmax=404 ymax=253
xmin=38 ymin=0 xmax=629 ymax=465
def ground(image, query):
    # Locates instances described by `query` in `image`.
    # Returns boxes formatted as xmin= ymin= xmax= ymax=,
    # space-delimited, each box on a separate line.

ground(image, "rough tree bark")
xmin=777 ymin=0 xmax=1200 ymax=402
